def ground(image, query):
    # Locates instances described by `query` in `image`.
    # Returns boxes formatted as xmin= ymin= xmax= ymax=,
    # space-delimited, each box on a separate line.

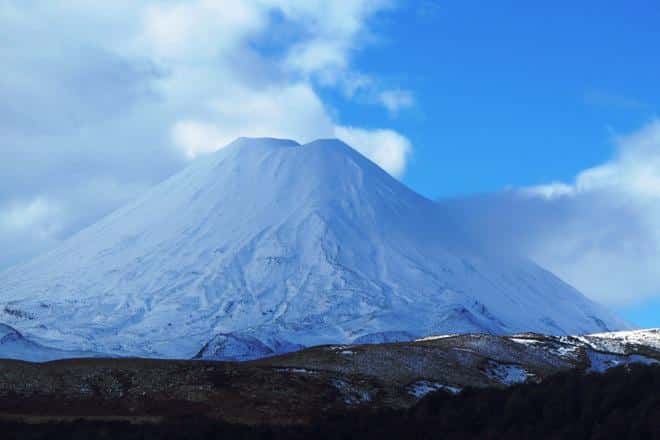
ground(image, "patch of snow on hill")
xmin=416 ymin=334 xmax=456 ymax=342
xmin=194 ymin=333 xmax=274 ymax=361
xmin=409 ymin=381 xmax=461 ymax=398
xmin=485 ymin=362 xmax=534 ymax=385
xmin=584 ymin=329 xmax=660 ymax=353
xmin=586 ymin=351 xmax=659 ymax=373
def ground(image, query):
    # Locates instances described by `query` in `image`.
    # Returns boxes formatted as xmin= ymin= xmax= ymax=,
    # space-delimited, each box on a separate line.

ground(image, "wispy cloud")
xmin=334 ymin=125 xmax=412 ymax=177
xmin=379 ymin=89 xmax=415 ymax=115
xmin=447 ymin=120 xmax=660 ymax=307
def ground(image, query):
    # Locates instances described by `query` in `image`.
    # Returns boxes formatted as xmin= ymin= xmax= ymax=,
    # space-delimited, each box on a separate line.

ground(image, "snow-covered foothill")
xmin=485 ymin=362 xmax=534 ymax=385
xmin=586 ymin=351 xmax=659 ymax=373
xmin=194 ymin=333 xmax=274 ymax=361
xmin=0 ymin=323 xmax=100 ymax=362
xmin=581 ymin=328 xmax=660 ymax=354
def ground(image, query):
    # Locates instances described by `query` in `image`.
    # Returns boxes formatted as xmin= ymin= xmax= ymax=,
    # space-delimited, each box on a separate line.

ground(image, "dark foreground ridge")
xmin=0 ymin=331 xmax=658 ymax=438
xmin=1 ymin=365 xmax=658 ymax=440
xmin=0 ymin=332 xmax=658 ymax=426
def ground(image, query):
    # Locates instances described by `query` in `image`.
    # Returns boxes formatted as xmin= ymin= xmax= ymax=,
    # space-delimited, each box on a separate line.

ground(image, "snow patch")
xmin=331 ymin=379 xmax=371 ymax=406
xmin=509 ymin=337 xmax=541 ymax=346
xmin=416 ymin=334 xmax=456 ymax=342
xmin=586 ymin=350 xmax=659 ymax=373
xmin=584 ymin=329 xmax=660 ymax=353
xmin=408 ymin=380 xmax=461 ymax=398
xmin=486 ymin=362 xmax=533 ymax=385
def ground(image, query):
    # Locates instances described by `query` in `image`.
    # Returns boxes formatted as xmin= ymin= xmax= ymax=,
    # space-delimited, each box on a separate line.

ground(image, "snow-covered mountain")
xmin=0 ymin=138 xmax=629 ymax=359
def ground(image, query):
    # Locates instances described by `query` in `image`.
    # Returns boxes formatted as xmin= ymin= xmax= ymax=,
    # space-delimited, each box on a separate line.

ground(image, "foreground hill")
xmin=0 ymin=138 xmax=627 ymax=359
xmin=4 ymin=365 xmax=656 ymax=440
xmin=0 ymin=329 xmax=656 ymax=426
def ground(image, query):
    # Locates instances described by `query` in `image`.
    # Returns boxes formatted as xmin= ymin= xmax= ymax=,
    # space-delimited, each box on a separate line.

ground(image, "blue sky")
xmin=336 ymin=1 xmax=660 ymax=198
xmin=344 ymin=2 xmax=660 ymax=327
xmin=1 ymin=1 xmax=659 ymax=326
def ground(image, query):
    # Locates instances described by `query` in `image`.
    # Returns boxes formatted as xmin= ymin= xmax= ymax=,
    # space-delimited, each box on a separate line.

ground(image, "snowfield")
xmin=0 ymin=137 xmax=630 ymax=360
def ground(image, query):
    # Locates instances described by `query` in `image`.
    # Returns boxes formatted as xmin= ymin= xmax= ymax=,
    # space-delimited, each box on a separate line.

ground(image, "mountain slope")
xmin=0 ymin=138 xmax=628 ymax=359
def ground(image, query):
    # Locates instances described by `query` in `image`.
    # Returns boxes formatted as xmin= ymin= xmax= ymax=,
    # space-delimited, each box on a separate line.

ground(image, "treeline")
xmin=3 ymin=364 xmax=659 ymax=440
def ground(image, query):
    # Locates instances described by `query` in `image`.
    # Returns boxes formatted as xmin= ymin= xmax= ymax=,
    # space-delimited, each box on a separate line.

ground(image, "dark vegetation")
xmin=2 ymin=365 xmax=659 ymax=440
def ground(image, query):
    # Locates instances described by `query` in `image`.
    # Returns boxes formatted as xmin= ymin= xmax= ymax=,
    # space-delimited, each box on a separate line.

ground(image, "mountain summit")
xmin=0 ymin=138 xmax=628 ymax=359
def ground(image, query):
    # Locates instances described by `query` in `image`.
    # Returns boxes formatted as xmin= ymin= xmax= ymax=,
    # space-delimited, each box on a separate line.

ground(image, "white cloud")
xmin=172 ymin=121 xmax=226 ymax=159
xmin=334 ymin=125 xmax=412 ymax=177
xmin=138 ymin=0 xmax=266 ymax=59
xmin=448 ymin=120 xmax=660 ymax=307
xmin=522 ymin=182 xmax=575 ymax=198
xmin=0 ymin=198 xmax=64 ymax=270
xmin=528 ymin=121 xmax=660 ymax=197
xmin=174 ymin=93 xmax=413 ymax=178
xmin=172 ymin=83 xmax=334 ymax=158
xmin=0 ymin=1 xmax=412 ymax=270
xmin=286 ymin=39 xmax=350 ymax=80
xmin=0 ymin=198 xmax=61 ymax=234
xmin=279 ymin=1 xmax=389 ymax=79
xmin=379 ymin=89 xmax=415 ymax=114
